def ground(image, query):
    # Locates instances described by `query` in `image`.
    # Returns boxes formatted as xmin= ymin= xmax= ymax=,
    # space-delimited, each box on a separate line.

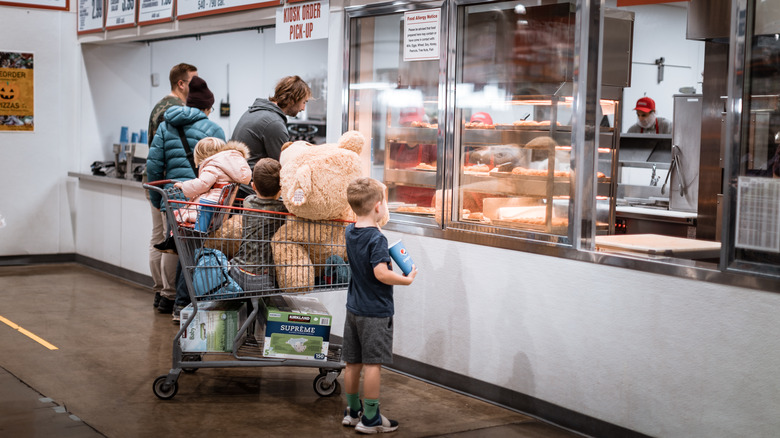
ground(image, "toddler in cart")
xmin=341 ymin=177 xmax=417 ymax=434
xmin=173 ymin=137 xmax=252 ymax=232
xmin=229 ymin=158 xmax=288 ymax=291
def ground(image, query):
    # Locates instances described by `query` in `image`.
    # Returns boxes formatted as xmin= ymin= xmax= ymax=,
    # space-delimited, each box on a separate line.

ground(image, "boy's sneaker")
xmin=153 ymin=292 xmax=161 ymax=308
xmin=355 ymin=413 xmax=398 ymax=434
xmin=342 ymin=405 xmax=363 ymax=427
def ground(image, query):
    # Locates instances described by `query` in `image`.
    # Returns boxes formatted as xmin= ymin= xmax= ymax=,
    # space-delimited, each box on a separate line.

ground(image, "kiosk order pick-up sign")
xmin=276 ymin=0 xmax=329 ymax=43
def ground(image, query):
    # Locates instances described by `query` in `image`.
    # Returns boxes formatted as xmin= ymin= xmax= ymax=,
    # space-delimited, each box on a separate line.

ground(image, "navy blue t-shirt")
xmin=345 ymin=224 xmax=394 ymax=317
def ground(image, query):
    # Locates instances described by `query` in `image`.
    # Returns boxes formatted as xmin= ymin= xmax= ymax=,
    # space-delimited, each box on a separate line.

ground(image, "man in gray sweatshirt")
xmin=231 ymin=75 xmax=311 ymax=168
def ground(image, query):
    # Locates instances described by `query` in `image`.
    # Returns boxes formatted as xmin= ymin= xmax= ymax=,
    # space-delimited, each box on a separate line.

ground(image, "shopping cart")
xmin=145 ymin=181 xmax=348 ymax=400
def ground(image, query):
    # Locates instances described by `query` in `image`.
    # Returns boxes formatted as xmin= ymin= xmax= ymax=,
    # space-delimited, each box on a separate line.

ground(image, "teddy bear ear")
xmin=338 ymin=131 xmax=365 ymax=154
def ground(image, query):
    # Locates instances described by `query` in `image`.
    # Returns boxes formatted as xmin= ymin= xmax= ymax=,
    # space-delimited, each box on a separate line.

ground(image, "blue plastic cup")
xmin=194 ymin=199 xmax=218 ymax=233
xmin=389 ymin=240 xmax=414 ymax=276
xmin=120 ymin=126 xmax=129 ymax=143
xmin=131 ymin=132 xmax=139 ymax=143
xmin=139 ymin=130 xmax=148 ymax=144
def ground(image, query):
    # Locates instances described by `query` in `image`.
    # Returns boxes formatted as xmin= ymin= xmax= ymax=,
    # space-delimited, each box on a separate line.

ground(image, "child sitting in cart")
xmin=341 ymin=177 xmax=417 ymax=434
xmin=229 ymin=158 xmax=288 ymax=290
xmin=173 ymin=137 xmax=252 ymax=231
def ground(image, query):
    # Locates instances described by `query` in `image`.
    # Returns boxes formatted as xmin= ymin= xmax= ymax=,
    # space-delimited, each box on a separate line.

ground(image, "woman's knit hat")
xmin=186 ymin=76 xmax=215 ymax=110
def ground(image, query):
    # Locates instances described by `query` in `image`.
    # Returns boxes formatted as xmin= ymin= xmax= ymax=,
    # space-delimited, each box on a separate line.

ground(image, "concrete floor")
xmin=0 ymin=264 xmax=584 ymax=438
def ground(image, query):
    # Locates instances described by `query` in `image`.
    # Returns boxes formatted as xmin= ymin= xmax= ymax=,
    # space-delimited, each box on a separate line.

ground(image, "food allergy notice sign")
xmin=403 ymin=9 xmax=440 ymax=62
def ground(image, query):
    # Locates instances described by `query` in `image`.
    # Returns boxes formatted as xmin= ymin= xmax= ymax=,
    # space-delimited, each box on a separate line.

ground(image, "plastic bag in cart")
xmin=192 ymin=248 xmax=243 ymax=298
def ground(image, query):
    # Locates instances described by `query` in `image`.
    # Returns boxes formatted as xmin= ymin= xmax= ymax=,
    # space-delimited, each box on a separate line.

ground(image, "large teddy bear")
xmin=271 ymin=130 xmax=367 ymax=291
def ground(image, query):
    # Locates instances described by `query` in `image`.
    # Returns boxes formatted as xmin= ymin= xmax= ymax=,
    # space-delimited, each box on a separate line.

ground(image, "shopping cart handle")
xmin=142 ymin=179 xmax=175 ymax=196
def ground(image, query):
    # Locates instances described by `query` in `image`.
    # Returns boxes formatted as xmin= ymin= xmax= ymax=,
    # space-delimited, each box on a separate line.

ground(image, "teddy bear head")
xmin=279 ymin=130 xmax=367 ymax=221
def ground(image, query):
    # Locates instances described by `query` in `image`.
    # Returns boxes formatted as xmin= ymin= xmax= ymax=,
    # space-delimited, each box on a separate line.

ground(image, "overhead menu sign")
xmin=176 ymin=0 xmax=276 ymax=20
xmin=78 ymin=0 xmax=105 ymax=33
xmin=0 ymin=0 xmax=68 ymax=11
xmin=138 ymin=0 xmax=173 ymax=24
xmin=275 ymin=0 xmax=328 ymax=44
xmin=403 ymin=8 xmax=440 ymax=62
xmin=105 ymin=0 xmax=137 ymax=29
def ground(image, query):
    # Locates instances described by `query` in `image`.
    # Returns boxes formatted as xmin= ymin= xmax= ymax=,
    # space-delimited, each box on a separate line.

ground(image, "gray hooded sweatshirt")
xmin=231 ymin=98 xmax=289 ymax=167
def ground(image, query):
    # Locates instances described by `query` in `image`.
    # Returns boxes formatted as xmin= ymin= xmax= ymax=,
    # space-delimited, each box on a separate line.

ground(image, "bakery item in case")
xmin=414 ymin=163 xmax=437 ymax=171
xmin=464 ymin=163 xmax=490 ymax=173
xmin=396 ymin=206 xmax=436 ymax=214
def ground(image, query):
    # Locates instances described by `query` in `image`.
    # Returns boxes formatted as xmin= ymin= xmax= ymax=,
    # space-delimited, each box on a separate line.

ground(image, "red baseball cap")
xmin=470 ymin=112 xmax=493 ymax=124
xmin=634 ymin=97 xmax=655 ymax=113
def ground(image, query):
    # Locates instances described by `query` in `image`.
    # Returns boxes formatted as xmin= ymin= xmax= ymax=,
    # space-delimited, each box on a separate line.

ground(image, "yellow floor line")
xmin=0 ymin=315 xmax=58 ymax=350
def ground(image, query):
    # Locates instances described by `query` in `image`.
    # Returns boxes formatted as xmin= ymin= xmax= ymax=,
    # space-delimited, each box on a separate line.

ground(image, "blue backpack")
xmin=192 ymin=248 xmax=243 ymax=299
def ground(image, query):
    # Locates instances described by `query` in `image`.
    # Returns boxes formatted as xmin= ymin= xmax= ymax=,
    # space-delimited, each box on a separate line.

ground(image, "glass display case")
xmin=345 ymin=0 xmax=630 ymax=242
xmin=449 ymin=1 xmax=616 ymax=237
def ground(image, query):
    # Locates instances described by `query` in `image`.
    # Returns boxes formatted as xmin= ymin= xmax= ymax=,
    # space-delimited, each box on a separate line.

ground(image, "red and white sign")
xmin=616 ymin=0 xmax=687 ymax=6
xmin=403 ymin=8 xmax=440 ymax=62
xmin=276 ymin=0 xmax=328 ymax=44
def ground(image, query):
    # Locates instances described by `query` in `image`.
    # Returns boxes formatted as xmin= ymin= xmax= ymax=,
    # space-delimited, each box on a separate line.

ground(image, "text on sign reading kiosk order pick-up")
xmin=283 ymin=2 xmax=322 ymax=40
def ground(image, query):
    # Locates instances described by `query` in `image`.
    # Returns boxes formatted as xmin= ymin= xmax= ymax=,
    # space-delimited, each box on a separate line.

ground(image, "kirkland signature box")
xmin=259 ymin=295 xmax=331 ymax=361
xmin=180 ymin=301 xmax=247 ymax=353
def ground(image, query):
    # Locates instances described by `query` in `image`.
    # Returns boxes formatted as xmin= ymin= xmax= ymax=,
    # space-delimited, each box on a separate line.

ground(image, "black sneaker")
xmin=153 ymin=292 xmax=161 ymax=308
xmin=157 ymin=297 xmax=174 ymax=314
xmin=153 ymin=236 xmax=177 ymax=254
xmin=355 ymin=411 xmax=398 ymax=434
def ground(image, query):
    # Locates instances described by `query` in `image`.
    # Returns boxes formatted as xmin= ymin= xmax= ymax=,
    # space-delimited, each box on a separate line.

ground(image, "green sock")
xmin=346 ymin=393 xmax=361 ymax=412
xmin=363 ymin=399 xmax=379 ymax=420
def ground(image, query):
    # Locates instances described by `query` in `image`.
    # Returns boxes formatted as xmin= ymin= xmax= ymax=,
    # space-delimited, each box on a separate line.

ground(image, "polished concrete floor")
xmin=0 ymin=264 xmax=584 ymax=438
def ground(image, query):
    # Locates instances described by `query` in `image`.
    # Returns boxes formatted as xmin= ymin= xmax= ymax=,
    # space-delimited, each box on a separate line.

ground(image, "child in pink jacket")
xmin=174 ymin=137 xmax=252 ymax=229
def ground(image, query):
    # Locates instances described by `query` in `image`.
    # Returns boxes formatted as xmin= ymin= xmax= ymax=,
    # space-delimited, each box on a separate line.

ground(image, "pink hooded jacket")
xmin=177 ymin=149 xmax=251 ymax=222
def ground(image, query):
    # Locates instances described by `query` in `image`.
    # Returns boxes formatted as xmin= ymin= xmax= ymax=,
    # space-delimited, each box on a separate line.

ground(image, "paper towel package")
xmin=180 ymin=301 xmax=247 ymax=353
xmin=258 ymin=295 xmax=332 ymax=361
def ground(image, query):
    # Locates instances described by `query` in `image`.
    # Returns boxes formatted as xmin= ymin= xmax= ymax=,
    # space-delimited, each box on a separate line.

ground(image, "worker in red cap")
xmin=627 ymin=97 xmax=671 ymax=134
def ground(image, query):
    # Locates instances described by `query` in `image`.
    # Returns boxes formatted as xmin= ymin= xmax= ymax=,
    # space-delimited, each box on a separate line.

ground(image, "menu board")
xmin=138 ymin=0 xmax=173 ymax=24
xmin=0 ymin=0 xmax=68 ymax=11
xmin=176 ymin=0 xmax=276 ymax=20
xmin=105 ymin=0 xmax=137 ymax=29
xmin=77 ymin=0 xmax=104 ymax=33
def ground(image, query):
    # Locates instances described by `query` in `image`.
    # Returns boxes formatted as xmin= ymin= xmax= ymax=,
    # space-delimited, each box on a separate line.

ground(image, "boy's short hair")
xmin=253 ymin=158 xmax=282 ymax=197
xmin=169 ymin=63 xmax=197 ymax=90
xmin=193 ymin=137 xmax=226 ymax=166
xmin=347 ymin=177 xmax=385 ymax=216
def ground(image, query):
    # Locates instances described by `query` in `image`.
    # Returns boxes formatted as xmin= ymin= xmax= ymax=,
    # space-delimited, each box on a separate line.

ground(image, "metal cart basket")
xmin=145 ymin=181 xmax=349 ymax=400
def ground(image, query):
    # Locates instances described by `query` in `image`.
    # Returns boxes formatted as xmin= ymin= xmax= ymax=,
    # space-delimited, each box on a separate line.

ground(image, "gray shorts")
xmin=342 ymin=311 xmax=393 ymax=365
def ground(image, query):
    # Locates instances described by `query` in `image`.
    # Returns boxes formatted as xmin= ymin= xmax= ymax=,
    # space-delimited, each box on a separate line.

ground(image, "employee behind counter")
xmin=627 ymin=97 xmax=672 ymax=135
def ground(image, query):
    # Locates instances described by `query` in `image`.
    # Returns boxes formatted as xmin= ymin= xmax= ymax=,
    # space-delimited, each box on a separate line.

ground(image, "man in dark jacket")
xmin=231 ymin=75 xmax=311 ymax=168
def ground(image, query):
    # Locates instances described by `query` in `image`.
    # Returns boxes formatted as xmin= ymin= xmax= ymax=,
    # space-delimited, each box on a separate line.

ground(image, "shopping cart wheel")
xmin=153 ymin=375 xmax=179 ymax=400
xmin=182 ymin=354 xmax=202 ymax=373
xmin=313 ymin=373 xmax=340 ymax=397
xmin=318 ymin=367 xmax=341 ymax=377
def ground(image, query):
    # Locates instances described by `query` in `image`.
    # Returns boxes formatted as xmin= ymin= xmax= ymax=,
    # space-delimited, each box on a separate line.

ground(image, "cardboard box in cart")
xmin=258 ymin=296 xmax=332 ymax=361
xmin=180 ymin=301 xmax=247 ymax=353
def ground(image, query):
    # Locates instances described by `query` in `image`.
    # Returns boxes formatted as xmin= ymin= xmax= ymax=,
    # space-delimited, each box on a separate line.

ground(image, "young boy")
xmin=342 ymin=177 xmax=418 ymax=434
xmin=230 ymin=158 xmax=288 ymax=290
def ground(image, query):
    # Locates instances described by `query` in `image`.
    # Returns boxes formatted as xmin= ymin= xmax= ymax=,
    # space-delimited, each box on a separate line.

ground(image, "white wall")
xmin=314 ymin=232 xmax=780 ymax=438
xmin=0 ymin=7 xmax=79 ymax=255
xmin=609 ymin=1 xmax=705 ymax=131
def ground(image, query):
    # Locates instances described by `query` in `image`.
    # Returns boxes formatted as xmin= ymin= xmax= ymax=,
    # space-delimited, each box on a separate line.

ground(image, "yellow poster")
xmin=0 ymin=52 xmax=34 ymax=132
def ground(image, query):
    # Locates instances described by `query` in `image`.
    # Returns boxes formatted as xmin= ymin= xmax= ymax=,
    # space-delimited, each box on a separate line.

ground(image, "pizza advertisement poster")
xmin=0 ymin=52 xmax=34 ymax=132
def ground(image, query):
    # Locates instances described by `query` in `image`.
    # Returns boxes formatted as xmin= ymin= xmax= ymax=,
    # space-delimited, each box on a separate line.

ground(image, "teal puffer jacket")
xmin=147 ymin=106 xmax=226 ymax=209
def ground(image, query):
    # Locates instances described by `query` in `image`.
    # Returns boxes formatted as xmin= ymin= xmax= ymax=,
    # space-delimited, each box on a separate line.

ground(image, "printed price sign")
xmin=139 ymin=0 xmax=173 ymax=24
xmin=78 ymin=0 xmax=105 ymax=33
xmin=106 ymin=0 xmax=137 ymax=29
xmin=403 ymin=8 xmax=440 ymax=61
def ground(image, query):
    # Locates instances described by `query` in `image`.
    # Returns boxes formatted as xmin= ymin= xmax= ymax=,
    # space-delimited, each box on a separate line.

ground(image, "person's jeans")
xmin=174 ymin=262 xmax=191 ymax=309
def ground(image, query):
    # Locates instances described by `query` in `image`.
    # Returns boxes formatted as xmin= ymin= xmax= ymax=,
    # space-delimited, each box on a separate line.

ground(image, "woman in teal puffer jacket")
xmin=146 ymin=76 xmax=227 ymax=318
xmin=147 ymin=76 xmax=225 ymax=210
